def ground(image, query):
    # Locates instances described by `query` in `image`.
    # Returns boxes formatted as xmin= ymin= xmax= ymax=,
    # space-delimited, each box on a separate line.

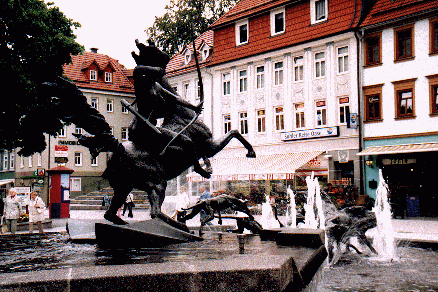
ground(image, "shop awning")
xmin=187 ymin=151 xmax=324 ymax=182
xmin=0 ymin=179 xmax=14 ymax=186
xmin=357 ymin=142 xmax=438 ymax=156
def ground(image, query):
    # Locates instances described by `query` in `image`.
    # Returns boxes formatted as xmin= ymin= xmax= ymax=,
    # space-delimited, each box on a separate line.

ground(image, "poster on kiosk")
xmin=48 ymin=166 xmax=73 ymax=219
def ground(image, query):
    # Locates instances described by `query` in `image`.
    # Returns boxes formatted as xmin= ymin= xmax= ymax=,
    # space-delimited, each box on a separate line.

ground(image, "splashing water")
xmin=372 ymin=169 xmax=396 ymax=260
xmin=260 ymin=195 xmax=280 ymax=229
xmin=286 ymin=188 xmax=297 ymax=228
xmin=304 ymin=173 xmax=325 ymax=230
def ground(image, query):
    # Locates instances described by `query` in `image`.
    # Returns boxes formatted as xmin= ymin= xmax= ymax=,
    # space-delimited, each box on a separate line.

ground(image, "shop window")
xmin=364 ymin=32 xmax=382 ymax=67
xmin=223 ymin=114 xmax=231 ymax=134
xmin=239 ymin=112 xmax=248 ymax=135
xmin=394 ymin=24 xmax=414 ymax=62
xmin=430 ymin=18 xmax=438 ymax=55
xmin=392 ymin=78 xmax=416 ymax=119
xmin=364 ymin=84 xmax=383 ymax=122
xmin=427 ymin=74 xmax=438 ymax=115
xmin=257 ymin=109 xmax=266 ymax=133
xmin=339 ymin=97 xmax=350 ymax=125
xmin=256 ymin=66 xmax=265 ymax=89
xmin=275 ymin=107 xmax=284 ymax=131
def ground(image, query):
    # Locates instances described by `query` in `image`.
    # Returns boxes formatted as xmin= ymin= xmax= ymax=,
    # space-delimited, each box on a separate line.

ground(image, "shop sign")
xmin=55 ymin=157 xmax=68 ymax=164
xmin=58 ymin=140 xmax=81 ymax=145
xmin=55 ymin=145 xmax=68 ymax=157
xmin=281 ymin=126 xmax=338 ymax=141
xmin=381 ymin=158 xmax=416 ymax=165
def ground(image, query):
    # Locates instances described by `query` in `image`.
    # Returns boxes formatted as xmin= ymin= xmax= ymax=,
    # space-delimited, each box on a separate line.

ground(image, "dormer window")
xmin=90 ymin=70 xmax=97 ymax=81
xmin=184 ymin=50 xmax=192 ymax=65
xmin=105 ymin=72 xmax=112 ymax=83
xmin=235 ymin=19 xmax=249 ymax=46
xmin=200 ymin=44 xmax=210 ymax=60
xmin=270 ymin=7 xmax=285 ymax=36
xmin=311 ymin=0 xmax=328 ymax=24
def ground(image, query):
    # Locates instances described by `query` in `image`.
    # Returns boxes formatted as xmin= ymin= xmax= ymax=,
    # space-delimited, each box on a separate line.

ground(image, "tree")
xmin=0 ymin=0 xmax=83 ymax=156
xmin=146 ymin=0 xmax=239 ymax=56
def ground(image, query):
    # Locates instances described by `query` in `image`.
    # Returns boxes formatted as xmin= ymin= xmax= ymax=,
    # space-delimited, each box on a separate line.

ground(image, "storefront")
xmin=359 ymin=142 xmax=438 ymax=218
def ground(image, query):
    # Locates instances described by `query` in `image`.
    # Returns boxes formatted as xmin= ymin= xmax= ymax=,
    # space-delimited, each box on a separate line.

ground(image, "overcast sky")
xmin=48 ymin=0 xmax=171 ymax=69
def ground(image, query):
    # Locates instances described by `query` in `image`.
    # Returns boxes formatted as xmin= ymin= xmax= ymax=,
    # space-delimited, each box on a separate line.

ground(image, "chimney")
xmin=90 ymin=48 xmax=98 ymax=53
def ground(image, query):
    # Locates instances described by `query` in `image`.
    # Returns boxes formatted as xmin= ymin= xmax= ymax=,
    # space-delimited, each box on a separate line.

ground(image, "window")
xmin=104 ymin=72 xmax=112 ymax=83
xmin=184 ymin=51 xmax=191 ymax=65
xmin=239 ymin=112 xmax=248 ymax=135
xmin=110 ymin=126 xmax=114 ymax=136
xmin=91 ymin=97 xmax=98 ymax=110
xmin=364 ymin=32 xmax=381 ymax=66
xmin=74 ymin=152 xmax=82 ymax=166
xmin=431 ymin=18 xmax=438 ymax=55
xmin=275 ymin=107 xmax=285 ymax=131
xmin=236 ymin=20 xmax=249 ymax=45
xmin=394 ymin=25 xmax=414 ymax=61
xmin=9 ymin=153 xmax=14 ymax=170
xmin=91 ymin=156 xmax=98 ymax=167
xmin=107 ymin=98 xmax=114 ymax=112
xmin=239 ymin=70 xmax=247 ymax=93
xmin=427 ymin=74 xmax=438 ymax=115
xmin=20 ymin=155 xmax=24 ymax=168
xmin=182 ymin=83 xmax=190 ymax=100
xmin=392 ymin=78 xmax=416 ymax=119
xmin=339 ymin=97 xmax=350 ymax=125
xmin=257 ymin=109 xmax=266 ymax=133
xmin=223 ymin=114 xmax=231 ymax=134
xmin=28 ymin=155 xmax=33 ymax=168
xmin=75 ymin=126 xmax=83 ymax=135
xmin=58 ymin=125 xmax=66 ymax=138
xmin=3 ymin=151 xmax=7 ymax=170
xmin=201 ymin=46 xmax=210 ymax=60
xmin=197 ymin=80 xmax=201 ymax=100
xmin=256 ymin=66 xmax=265 ymax=89
xmin=316 ymin=100 xmax=327 ymax=126
xmin=337 ymin=46 xmax=349 ymax=73
xmin=121 ymin=127 xmax=128 ymax=141
xmin=223 ymin=73 xmax=231 ymax=95
xmin=315 ymin=52 xmax=325 ymax=78
xmin=122 ymin=104 xmax=129 ymax=114
xmin=295 ymin=103 xmax=305 ymax=129
xmin=271 ymin=7 xmax=285 ymax=36
xmin=71 ymin=177 xmax=81 ymax=192
xmin=294 ymin=56 xmax=304 ymax=82
xmin=37 ymin=153 xmax=42 ymax=167
xmin=274 ymin=62 xmax=283 ymax=85
xmin=311 ymin=0 xmax=327 ymax=24
xmin=90 ymin=70 xmax=97 ymax=81
xmin=363 ymin=84 xmax=383 ymax=121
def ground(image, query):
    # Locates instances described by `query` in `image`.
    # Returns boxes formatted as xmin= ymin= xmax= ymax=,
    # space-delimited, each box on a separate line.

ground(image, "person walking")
xmin=28 ymin=191 xmax=45 ymax=234
xmin=123 ymin=192 xmax=134 ymax=218
xmin=3 ymin=188 xmax=22 ymax=235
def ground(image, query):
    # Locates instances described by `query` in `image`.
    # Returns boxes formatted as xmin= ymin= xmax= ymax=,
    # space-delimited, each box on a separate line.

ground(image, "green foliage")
xmin=146 ymin=0 xmax=239 ymax=56
xmin=0 ymin=0 xmax=83 ymax=155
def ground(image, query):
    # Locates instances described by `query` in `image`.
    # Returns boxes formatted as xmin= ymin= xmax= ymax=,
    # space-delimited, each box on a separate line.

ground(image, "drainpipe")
xmin=355 ymin=30 xmax=365 ymax=197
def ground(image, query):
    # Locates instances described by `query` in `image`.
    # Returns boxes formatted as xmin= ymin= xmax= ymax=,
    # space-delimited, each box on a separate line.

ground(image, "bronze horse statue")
xmin=47 ymin=40 xmax=256 ymax=227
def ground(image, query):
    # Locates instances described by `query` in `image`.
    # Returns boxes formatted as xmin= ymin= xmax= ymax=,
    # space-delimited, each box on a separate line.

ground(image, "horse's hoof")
xmin=104 ymin=212 xmax=128 ymax=225
xmin=246 ymin=151 xmax=256 ymax=158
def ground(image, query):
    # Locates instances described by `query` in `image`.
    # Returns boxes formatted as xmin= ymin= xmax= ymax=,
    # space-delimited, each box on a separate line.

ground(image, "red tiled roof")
xmin=63 ymin=51 xmax=135 ymax=93
xmin=210 ymin=0 xmax=361 ymax=66
xmin=166 ymin=30 xmax=214 ymax=77
xmin=360 ymin=0 xmax=438 ymax=28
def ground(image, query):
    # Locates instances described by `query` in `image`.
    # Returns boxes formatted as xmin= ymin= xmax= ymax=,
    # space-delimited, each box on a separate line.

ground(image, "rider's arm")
xmin=155 ymin=82 xmax=202 ymax=113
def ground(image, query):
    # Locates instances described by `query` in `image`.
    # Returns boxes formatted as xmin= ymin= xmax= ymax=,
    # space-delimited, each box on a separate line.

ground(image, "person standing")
xmin=123 ymin=192 xmax=134 ymax=218
xmin=28 ymin=191 xmax=45 ymax=234
xmin=3 ymin=188 xmax=22 ymax=235
xmin=199 ymin=186 xmax=212 ymax=225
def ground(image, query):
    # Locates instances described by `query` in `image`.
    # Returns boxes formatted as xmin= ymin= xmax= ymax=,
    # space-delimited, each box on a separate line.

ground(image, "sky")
xmin=48 ymin=0 xmax=171 ymax=69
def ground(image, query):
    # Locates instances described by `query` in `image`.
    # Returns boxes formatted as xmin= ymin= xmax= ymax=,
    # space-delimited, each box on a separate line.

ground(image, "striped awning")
xmin=187 ymin=151 xmax=324 ymax=182
xmin=357 ymin=142 xmax=438 ymax=156
xmin=0 ymin=179 xmax=14 ymax=186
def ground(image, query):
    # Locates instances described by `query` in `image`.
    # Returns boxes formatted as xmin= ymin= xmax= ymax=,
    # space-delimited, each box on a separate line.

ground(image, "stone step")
xmin=70 ymin=203 xmax=150 ymax=211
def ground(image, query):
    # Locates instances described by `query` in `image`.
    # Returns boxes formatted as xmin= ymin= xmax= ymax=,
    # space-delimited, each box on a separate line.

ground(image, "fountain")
xmin=304 ymin=173 xmax=325 ymax=230
xmin=260 ymin=195 xmax=281 ymax=229
xmin=285 ymin=188 xmax=297 ymax=228
xmin=371 ymin=169 xmax=397 ymax=260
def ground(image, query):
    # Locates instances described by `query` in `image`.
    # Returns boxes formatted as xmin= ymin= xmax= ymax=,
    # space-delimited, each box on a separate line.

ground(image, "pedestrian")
xmin=199 ymin=186 xmax=212 ymax=225
xmin=28 ymin=191 xmax=45 ymax=234
xmin=123 ymin=192 xmax=134 ymax=218
xmin=3 ymin=188 xmax=22 ymax=235
xmin=174 ymin=186 xmax=191 ymax=220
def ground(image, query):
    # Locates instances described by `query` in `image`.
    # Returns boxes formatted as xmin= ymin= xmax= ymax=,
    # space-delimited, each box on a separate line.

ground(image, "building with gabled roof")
xmin=15 ymin=49 xmax=135 ymax=200
xmin=357 ymin=0 xmax=438 ymax=217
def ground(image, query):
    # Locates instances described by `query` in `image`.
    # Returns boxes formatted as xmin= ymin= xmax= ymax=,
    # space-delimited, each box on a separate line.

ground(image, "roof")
xmin=209 ymin=0 xmax=362 ymax=66
xmin=210 ymin=0 xmax=296 ymax=29
xmin=166 ymin=30 xmax=214 ymax=77
xmin=360 ymin=0 xmax=438 ymax=28
xmin=63 ymin=51 xmax=135 ymax=94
